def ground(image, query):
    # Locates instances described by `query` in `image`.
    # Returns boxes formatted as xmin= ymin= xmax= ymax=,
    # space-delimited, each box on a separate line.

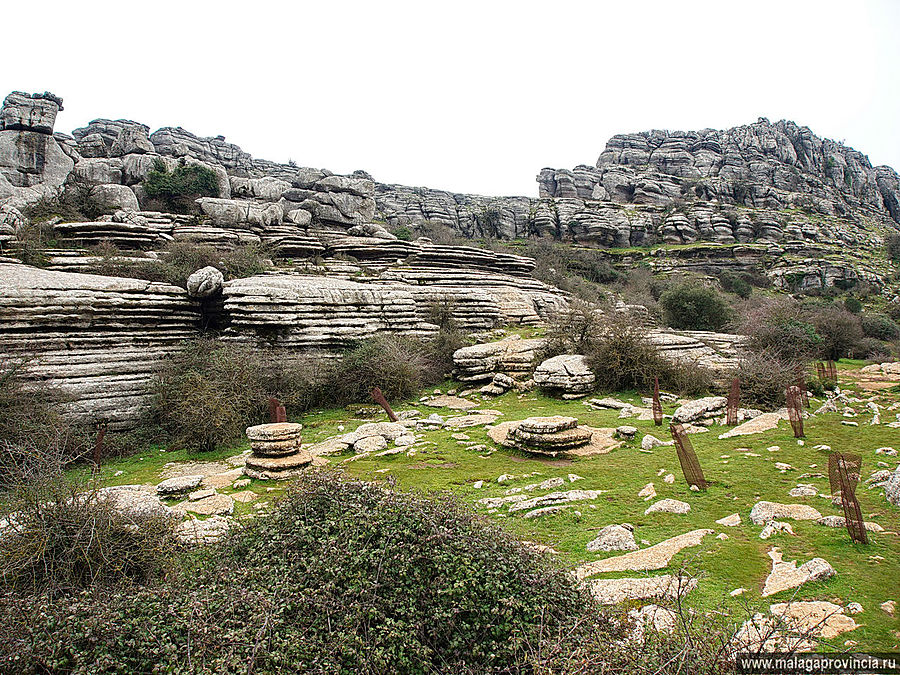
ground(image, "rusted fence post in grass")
xmin=726 ymin=377 xmax=740 ymax=426
xmin=795 ymin=364 xmax=809 ymax=408
xmin=786 ymin=385 xmax=804 ymax=438
xmin=828 ymin=452 xmax=867 ymax=544
xmin=669 ymin=422 xmax=707 ymax=489
xmin=652 ymin=377 xmax=663 ymax=426
xmin=815 ymin=361 xmax=827 ymax=382
xmin=268 ymin=397 xmax=287 ymax=423
xmin=828 ymin=452 xmax=861 ymax=506
xmin=92 ymin=421 xmax=107 ymax=471
xmin=371 ymin=387 xmax=399 ymax=422
xmin=826 ymin=360 xmax=838 ymax=383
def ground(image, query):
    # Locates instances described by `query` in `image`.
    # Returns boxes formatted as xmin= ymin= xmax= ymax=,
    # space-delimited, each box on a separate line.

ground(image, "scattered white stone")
xmin=497 ymin=474 xmax=515 ymax=483
xmin=716 ymin=513 xmax=741 ymax=527
xmin=587 ymin=524 xmax=639 ymax=552
xmin=749 ymin=501 xmax=822 ymax=525
xmin=663 ymin=473 xmax=675 ymax=484
xmin=638 ymin=483 xmax=657 ymax=501
xmin=644 ymin=499 xmax=691 ymax=515
xmin=473 ymin=480 xmax=484 ymax=489
xmin=761 ymin=547 xmax=835 ymax=597
xmin=881 ymin=600 xmax=896 ymax=616
xmin=730 ymin=587 xmax=747 ymax=597
xmin=788 ymin=484 xmax=818 ymax=497
xmin=846 ymin=602 xmax=863 ymax=614
xmin=568 ymin=473 xmax=584 ymax=483
xmin=760 ymin=521 xmax=795 ymax=539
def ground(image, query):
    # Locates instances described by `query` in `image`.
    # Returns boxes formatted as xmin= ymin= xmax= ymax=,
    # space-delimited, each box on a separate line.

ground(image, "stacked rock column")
xmin=244 ymin=422 xmax=312 ymax=479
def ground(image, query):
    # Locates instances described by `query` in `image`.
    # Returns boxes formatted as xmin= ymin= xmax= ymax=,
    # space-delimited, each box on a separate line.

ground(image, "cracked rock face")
xmin=586 ymin=524 xmax=638 ymax=552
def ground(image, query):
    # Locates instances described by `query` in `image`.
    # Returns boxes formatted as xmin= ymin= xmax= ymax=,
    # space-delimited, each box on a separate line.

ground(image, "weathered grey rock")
xmin=672 ymin=396 xmax=727 ymax=424
xmin=452 ymin=336 xmax=545 ymax=382
xmin=644 ymin=499 xmax=691 ymax=515
xmin=533 ymin=354 xmax=595 ymax=398
xmin=186 ymin=266 xmax=224 ymax=299
xmin=587 ymin=524 xmax=638 ymax=552
xmin=749 ymin=501 xmax=822 ymax=525
xmin=175 ymin=515 xmax=231 ymax=545
xmin=0 ymin=91 xmax=62 ymax=134
xmin=157 ymin=475 xmax=204 ymax=495
xmin=885 ymin=466 xmax=900 ymax=507
xmin=762 ymin=547 xmax=836 ymax=597
xmin=588 ymin=575 xmax=698 ymax=605
xmin=109 ymin=123 xmax=154 ymax=157
xmin=576 ymin=529 xmax=712 ymax=578
xmin=0 ymin=262 xmax=199 ymax=429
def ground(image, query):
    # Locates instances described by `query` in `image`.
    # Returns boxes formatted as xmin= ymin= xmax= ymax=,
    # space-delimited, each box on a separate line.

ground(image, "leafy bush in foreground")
xmin=0 ymin=471 xmax=620 ymax=674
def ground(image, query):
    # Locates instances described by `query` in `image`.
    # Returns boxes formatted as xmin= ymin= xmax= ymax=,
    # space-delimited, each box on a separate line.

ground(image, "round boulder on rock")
xmin=187 ymin=266 xmax=225 ymax=299
xmin=533 ymin=354 xmax=596 ymax=399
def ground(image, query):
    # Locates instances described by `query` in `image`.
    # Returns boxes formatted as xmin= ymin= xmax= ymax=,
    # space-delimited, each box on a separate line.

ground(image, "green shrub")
xmin=719 ymin=270 xmax=752 ymax=298
xmin=86 ymin=240 xmax=270 ymax=287
xmin=808 ymin=305 xmax=864 ymax=360
xmin=525 ymin=240 xmax=619 ymax=303
xmin=328 ymin=334 xmax=438 ymax=405
xmin=392 ymin=225 xmax=413 ymax=241
xmin=142 ymin=159 xmax=219 ymax=213
xmin=537 ymin=300 xmax=604 ymax=361
xmin=0 ymin=361 xmax=90 ymax=486
xmin=849 ymin=337 xmax=891 ymax=361
xmin=660 ymin=283 xmax=733 ymax=331
xmin=861 ymin=313 xmax=900 ymax=341
xmin=0 ymin=472 xmax=626 ymax=673
xmin=886 ymin=232 xmax=900 ymax=262
xmin=843 ymin=296 xmax=863 ymax=313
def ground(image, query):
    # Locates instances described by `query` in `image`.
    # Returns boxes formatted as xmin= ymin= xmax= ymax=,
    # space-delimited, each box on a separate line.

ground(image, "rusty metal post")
xmin=726 ymin=377 xmax=740 ymax=426
xmin=815 ymin=361 xmax=827 ymax=382
xmin=371 ymin=387 xmax=399 ymax=422
xmin=93 ymin=422 xmax=107 ymax=471
xmin=786 ymin=385 xmax=804 ymax=438
xmin=795 ymin=364 xmax=809 ymax=408
xmin=826 ymin=360 xmax=838 ymax=383
xmin=829 ymin=452 xmax=867 ymax=544
xmin=652 ymin=377 xmax=663 ymax=426
xmin=669 ymin=422 xmax=707 ymax=489
xmin=828 ymin=452 xmax=861 ymax=506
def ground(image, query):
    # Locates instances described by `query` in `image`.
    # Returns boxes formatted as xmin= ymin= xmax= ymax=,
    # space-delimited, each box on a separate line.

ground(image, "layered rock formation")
xmin=0 ymin=261 xmax=199 ymax=428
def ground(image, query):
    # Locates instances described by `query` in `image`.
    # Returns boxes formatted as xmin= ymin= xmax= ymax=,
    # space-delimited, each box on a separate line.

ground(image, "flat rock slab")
xmin=174 ymin=493 xmax=235 ymax=517
xmin=574 ymin=529 xmax=713 ymax=579
xmin=761 ymin=547 xmax=836 ymax=597
xmin=644 ymin=499 xmax=691 ymax=515
xmin=423 ymin=395 xmax=478 ymax=410
xmin=175 ymin=515 xmax=232 ymax=546
xmin=443 ymin=413 xmax=500 ymax=429
xmin=488 ymin=421 xmax=620 ymax=457
xmin=156 ymin=475 xmax=203 ymax=495
xmin=246 ymin=422 xmax=303 ymax=441
xmin=587 ymin=574 xmax=698 ymax=605
xmin=202 ymin=468 xmax=246 ymax=489
xmin=230 ymin=490 xmax=259 ymax=504
xmin=509 ymin=489 xmax=603 ymax=513
xmin=750 ymin=501 xmax=822 ymax=525
xmin=161 ymin=461 xmax=232 ymax=480
xmin=769 ymin=601 xmax=858 ymax=640
xmin=244 ymin=452 xmax=312 ymax=480
xmin=718 ymin=412 xmax=784 ymax=439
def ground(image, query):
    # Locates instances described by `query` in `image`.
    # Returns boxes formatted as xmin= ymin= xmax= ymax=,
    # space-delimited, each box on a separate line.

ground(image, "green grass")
xmin=79 ymin=371 xmax=900 ymax=651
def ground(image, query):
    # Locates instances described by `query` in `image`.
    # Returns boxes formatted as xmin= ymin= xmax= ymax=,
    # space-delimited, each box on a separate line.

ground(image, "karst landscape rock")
xmin=1 ymin=85 xmax=900 ymax=670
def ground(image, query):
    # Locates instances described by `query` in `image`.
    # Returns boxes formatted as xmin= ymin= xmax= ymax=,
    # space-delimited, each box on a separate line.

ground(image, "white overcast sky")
xmin=3 ymin=0 xmax=898 ymax=196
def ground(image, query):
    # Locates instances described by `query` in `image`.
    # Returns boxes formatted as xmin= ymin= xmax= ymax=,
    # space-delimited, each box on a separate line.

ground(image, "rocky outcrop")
xmin=220 ymin=275 xmax=438 ymax=352
xmin=0 ymin=92 xmax=73 ymax=200
xmin=539 ymin=118 xmax=900 ymax=226
xmin=0 ymin=261 xmax=199 ymax=428
xmin=533 ymin=354 xmax=595 ymax=398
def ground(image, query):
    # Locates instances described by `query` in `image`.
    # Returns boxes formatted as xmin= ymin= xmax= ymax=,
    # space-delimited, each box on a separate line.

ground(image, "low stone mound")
xmin=533 ymin=354 xmax=595 ymax=399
